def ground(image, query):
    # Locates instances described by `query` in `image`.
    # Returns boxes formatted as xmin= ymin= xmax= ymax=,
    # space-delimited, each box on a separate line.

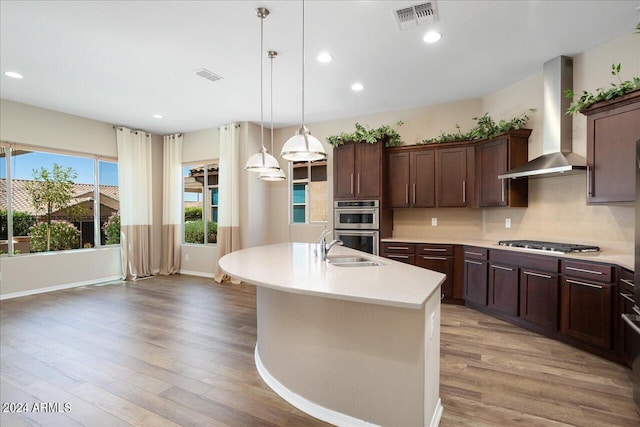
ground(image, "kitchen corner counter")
xmin=382 ymin=237 xmax=634 ymax=271
xmin=219 ymin=242 xmax=445 ymax=309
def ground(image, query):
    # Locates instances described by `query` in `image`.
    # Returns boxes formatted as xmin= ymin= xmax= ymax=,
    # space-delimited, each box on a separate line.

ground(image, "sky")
xmin=0 ymin=150 xmax=118 ymax=186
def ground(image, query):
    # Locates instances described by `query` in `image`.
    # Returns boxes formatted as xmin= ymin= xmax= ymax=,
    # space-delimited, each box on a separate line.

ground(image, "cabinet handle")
xmin=621 ymin=279 xmax=635 ymax=287
xmin=523 ymin=271 xmax=552 ymax=279
xmin=587 ymin=165 xmax=593 ymax=197
xmin=634 ymin=306 xmax=640 ymax=315
xmin=422 ymin=248 xmax=447 ymax=252
xmin=462 ymin=180 xmax=466 ymax=203
xmin=620 ymin=293 xmax=635 ymax=303
xmin=621 ymin=314 xmax=640 ymax=335
xmin=357 ymin=173 xmax=361 ymax=194
xmin=491 ymin=264 xmax=513 ymax=271
xmin=465 ymin=260 xmax=483 ymax=265
xmin=501 ymin=179 xmax=505 ymax=203
xmin=464 ymin=251 xmax=483 ymax=256
xmin=566 ymin=266 xmax=603 ymax=275
xmin=350 ymin=174 xmax=354 ymax=194
xmin=388 ymin=246 xmax=409 ymax=250
xmin=387 ymin=254 xmax=409 ymax=259
xmin=405 ymin=184 xmax=409 ymax=204
xmin=565 ymin=278 xmax=603 ymax=289
xmin=422 ymin=256 xmax=447 ymax=261
xmin=413 ymin=182 xmax=416 ymax=204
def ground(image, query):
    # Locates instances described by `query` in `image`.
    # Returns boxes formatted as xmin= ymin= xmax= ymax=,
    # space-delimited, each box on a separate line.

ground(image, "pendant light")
xmin=260 ymin=51 xmax=287 ymax=181
xmin=280 ymin=0 xmax=327 ymax=162
xmin=245 ymin=7 xmax=281 ymax=173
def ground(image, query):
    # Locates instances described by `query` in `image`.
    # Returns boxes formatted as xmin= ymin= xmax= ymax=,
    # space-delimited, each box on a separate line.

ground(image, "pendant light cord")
xmin=260 ymin=12 xmax=266 ymax=155
xmin=270 ymin=53 xmax=274 ymax=154
xmin=301 ymin=0 xmax=305 ymax=127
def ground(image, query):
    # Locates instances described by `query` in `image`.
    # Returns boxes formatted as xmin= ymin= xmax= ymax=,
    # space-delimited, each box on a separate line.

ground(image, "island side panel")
xmin=424 ymin=288 xmax=442 ymax=426
xmin=256 ymin=286 xmax=437 ymax=427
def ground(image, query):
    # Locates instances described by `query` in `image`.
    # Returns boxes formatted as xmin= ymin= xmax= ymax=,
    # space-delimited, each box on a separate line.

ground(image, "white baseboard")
xmin=254 ymin=346 xmax=380 ymax=427
xmin=178 ymin=269 xmax=215 ymax=279
xmin=0 ymin=275 xmax=123 ymax=300
xmin=430 ymin=398 xmax=443 ymax=427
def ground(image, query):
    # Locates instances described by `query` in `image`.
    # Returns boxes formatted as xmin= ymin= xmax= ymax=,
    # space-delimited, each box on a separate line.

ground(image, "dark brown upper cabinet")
xmin=334 ymin=141 xmax=383 ymax=200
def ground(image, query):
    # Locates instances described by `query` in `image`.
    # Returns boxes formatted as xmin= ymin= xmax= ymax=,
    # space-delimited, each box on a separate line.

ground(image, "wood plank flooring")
xmin=1 ymin=274 xmax=638 ymax=426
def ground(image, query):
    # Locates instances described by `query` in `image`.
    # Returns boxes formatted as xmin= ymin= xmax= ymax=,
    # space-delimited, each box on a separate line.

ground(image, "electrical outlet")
xmin=185 ymin=254 xmax=190 ymax=261
xmin=430 ymin=312 xmax=436 ymax=338
xmin=505 ymin=218 xmax=511 ymax=229
xmin=431 ymin=217 xmax=437 ymax=226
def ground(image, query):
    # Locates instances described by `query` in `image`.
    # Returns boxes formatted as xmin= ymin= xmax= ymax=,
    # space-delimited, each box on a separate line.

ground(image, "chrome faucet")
xmin=315 ymin=229 xmax=343 ymax=260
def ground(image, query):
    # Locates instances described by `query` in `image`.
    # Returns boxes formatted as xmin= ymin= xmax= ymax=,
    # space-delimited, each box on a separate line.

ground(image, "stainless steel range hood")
xmin=499 ymin=56 xmax=586 ymax=179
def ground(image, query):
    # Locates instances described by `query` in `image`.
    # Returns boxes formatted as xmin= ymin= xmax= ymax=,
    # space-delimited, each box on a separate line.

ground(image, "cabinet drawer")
xmin=463 ymin=246 xmax=488 ymax=261
xmin=416 ymin=244 xmax=453 ymax=256
xmin=562 ymin=260 xmax=613 ymax=283
xmin=620 ymin=268 xmax=635 ymax=293
xmin=381 ymin=242 xmax=415 ymax=254
xmin=383 ymin=253 xmax=415 ymax=264
xmin=490 ymin=249 xmax=559 ymax=273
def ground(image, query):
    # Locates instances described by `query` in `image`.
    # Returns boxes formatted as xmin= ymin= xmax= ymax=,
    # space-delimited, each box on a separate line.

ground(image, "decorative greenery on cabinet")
xmin=326 ymin=121 xmax=404 ymax=148
xmin=565 ymin=63 xmax=640 ymax=115
xmin=419 ymin=109 xmax=535 ymax=144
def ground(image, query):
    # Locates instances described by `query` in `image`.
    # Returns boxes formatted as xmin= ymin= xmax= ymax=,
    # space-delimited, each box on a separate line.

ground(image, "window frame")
xmin=289 ymin=160 xmax=328 ymax=225
xmin=182 ymin=161 xmax=219 ymax=246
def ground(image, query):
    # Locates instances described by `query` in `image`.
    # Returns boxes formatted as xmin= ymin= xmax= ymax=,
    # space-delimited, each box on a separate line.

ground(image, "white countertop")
xmin=218 ymin=242 xmax=445 ymax=310
xmin=382 ymin=237 xmax=634 ymax=271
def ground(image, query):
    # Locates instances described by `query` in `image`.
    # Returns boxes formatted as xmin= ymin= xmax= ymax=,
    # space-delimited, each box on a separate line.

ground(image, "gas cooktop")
xmin=497 ymin=240 xmax=600 ymax=254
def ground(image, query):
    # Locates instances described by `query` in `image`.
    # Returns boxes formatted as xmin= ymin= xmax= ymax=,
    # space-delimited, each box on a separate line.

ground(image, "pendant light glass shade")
xmin=280 ymin=0 xmax=327 ymax=162
xmin=259 ymin=168 xmax=287 ymax=181
xmin=245 ymin=7 xmax=281 ymax=173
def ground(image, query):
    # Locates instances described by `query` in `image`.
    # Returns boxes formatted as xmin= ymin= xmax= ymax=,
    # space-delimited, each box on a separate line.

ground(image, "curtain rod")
xmin=218 ymin=124 xmax=241 ymax=130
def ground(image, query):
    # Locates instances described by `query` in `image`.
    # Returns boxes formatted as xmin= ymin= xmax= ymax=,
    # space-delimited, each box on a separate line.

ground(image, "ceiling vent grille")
xmin=195 ymin=68 xmax=223 ymax=82
xmin=394 ymin=2 xmax=438 ymax=30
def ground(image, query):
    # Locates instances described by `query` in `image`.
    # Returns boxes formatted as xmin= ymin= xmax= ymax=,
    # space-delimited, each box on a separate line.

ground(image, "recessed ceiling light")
xmin=317 ymin=52 xmax=333 ymax=63
xmin=351 ymin=82 xmax=364 ymax=92
xmin=4 ymin=71 xmax=23 ymax=79
xmin=423 ymin=31 xmax=442 ymax=43
xmin=153 ymin=114 xmax=163 ymax=119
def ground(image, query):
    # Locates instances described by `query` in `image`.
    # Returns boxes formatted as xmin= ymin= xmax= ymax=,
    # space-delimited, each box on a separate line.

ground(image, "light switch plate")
xmin=431 ymin=217 xmax=437 ymax=226
xmin=505 ymin=218 xmax=511 ymax=229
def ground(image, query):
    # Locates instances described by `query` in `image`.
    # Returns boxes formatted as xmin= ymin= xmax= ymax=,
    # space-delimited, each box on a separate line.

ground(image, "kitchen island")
xmin=218 ymin=242 xmax=445 ymax=427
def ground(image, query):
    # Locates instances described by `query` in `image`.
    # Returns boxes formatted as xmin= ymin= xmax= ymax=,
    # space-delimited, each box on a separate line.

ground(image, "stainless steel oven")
xmin=334 ymin=200 xmax=379 ymax=230
xmin=334 ymin=229 xmax=379 ymax=256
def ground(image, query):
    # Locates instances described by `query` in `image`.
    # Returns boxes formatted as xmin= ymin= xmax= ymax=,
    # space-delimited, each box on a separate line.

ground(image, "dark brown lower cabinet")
xmin=464 ymin=258 xmax=488 ymax=305
xmin=520 ymin=269 xmax=559 ymax=330
xmin=488 ymin=263 xmax=519 ymax=316
xmin=416 ymin=254 xmax=453 ymax=299
xmin=561 ymin=277 xmax=612 ymax=350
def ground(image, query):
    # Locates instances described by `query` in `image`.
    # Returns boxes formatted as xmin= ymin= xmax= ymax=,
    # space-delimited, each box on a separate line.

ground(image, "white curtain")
xmin=214 ymin=124 xmax=241 ymax=283
xmin=160 ymin=134 xmax=183 ymax=275
xmin=116 ymin=127 xmax=154 ymax=280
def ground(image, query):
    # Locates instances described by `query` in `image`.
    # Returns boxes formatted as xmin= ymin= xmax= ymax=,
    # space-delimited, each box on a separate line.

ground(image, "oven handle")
xmin=621 ymin=314 xmax=640 ymax=335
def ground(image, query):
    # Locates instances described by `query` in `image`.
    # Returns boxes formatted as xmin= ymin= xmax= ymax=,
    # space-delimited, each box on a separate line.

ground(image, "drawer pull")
xmin=566 ymin=279 xmax=603 ymax=289
xmin=620 ymin=293 xmax=635 ymax=303
xmin=465 ymin=260 xmax=482 ymax=265
xmin=387 ymin=254 xmax=409 ymax=259
xmin=388 ymin=246 xmax=409 ymax=250
xmin=421 ymin=256 xmax=447 ymax=261
xmin=634 ymin=306 xmax=640 ymax=315
xmin=464 ymin=251 xmax=484 ymax=256
xmin=621 ymin=314 xmax=640 ymax=335
xmin=491 ymin=264 xmax=514 ymax=272
xmin=523 ymin=271 xmax=552 ymax=279
xmin=566 ymin=266 xmax=603 ymax=275
xmin=422 ymin=248 xmax=447 ymax=252
xmin=621 ymin=279 xmax=635 ymax=287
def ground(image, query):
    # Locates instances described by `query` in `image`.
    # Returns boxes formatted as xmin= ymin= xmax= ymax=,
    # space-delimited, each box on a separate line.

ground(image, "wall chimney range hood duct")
xmin=499 ymin=56 xmax=586 ymax=179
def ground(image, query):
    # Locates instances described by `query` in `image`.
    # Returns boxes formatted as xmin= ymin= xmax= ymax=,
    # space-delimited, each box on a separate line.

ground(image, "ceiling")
xmin=1 ymin=1 xmax=638 ymax=135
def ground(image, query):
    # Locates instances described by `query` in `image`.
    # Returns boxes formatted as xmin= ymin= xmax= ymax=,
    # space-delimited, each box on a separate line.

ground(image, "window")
xmin=99 ymin=160 xmax=120 ymax=245
xmin=183 ymin=163 xmax=218 ymax=244
xmin=290 ymin=160 xmax=327 ymax=224
xmin=0 ymin=143 xmax=119 ymax=255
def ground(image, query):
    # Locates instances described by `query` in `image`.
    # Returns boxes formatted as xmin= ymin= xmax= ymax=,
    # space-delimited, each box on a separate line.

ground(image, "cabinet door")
xmin=355 ymin=142 xmax=381 ymax=198
xmin=437 ymin=147 xmax=467 ymax=207
xmin=561 ymin=277 xmax=612 ymax=350
xmin=412 ymin=149 xmax=436 ymax=208
xmin=387 ymin=152 xmax=410 ymax=208
xmin=520 ymin=270 xmax=559 ymax=330
xmin=619 ymin=292 xmax=635 ymax=363
xmin=334 ymin=143 xmax=356 ymax=199
xmin=416 ymin=255 xmax=453 ymax=299
xmin=489 ymin=264 xmax=519 ymax=316
xmin=478 ymin=138 xmax=508 ymax=207
xmin=464 ymin=259 xmax=488 ymax=306
xmin=587 ymin=104 xmax=640 ymax=204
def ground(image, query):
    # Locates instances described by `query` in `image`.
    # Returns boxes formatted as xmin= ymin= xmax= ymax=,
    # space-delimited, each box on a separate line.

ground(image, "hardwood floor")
xmin=1 ymin=274 xmax=638 ymax=426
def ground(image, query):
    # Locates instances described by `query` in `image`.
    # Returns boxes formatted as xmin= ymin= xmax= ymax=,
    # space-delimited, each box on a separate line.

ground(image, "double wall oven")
xmin=334 ymin=200 xmax=379 ymax=255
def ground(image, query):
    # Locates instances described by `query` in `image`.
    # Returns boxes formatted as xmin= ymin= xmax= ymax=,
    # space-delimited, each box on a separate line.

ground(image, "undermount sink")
xmin=327 ymin=255 xmax=386 ymax=267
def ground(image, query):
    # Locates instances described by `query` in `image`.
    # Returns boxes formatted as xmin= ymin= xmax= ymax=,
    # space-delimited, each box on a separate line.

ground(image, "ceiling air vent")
xmin=194 ymin=68 xmax=223 ymax=82
xmin=394 ymin=2 xmax=438 ymax=30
